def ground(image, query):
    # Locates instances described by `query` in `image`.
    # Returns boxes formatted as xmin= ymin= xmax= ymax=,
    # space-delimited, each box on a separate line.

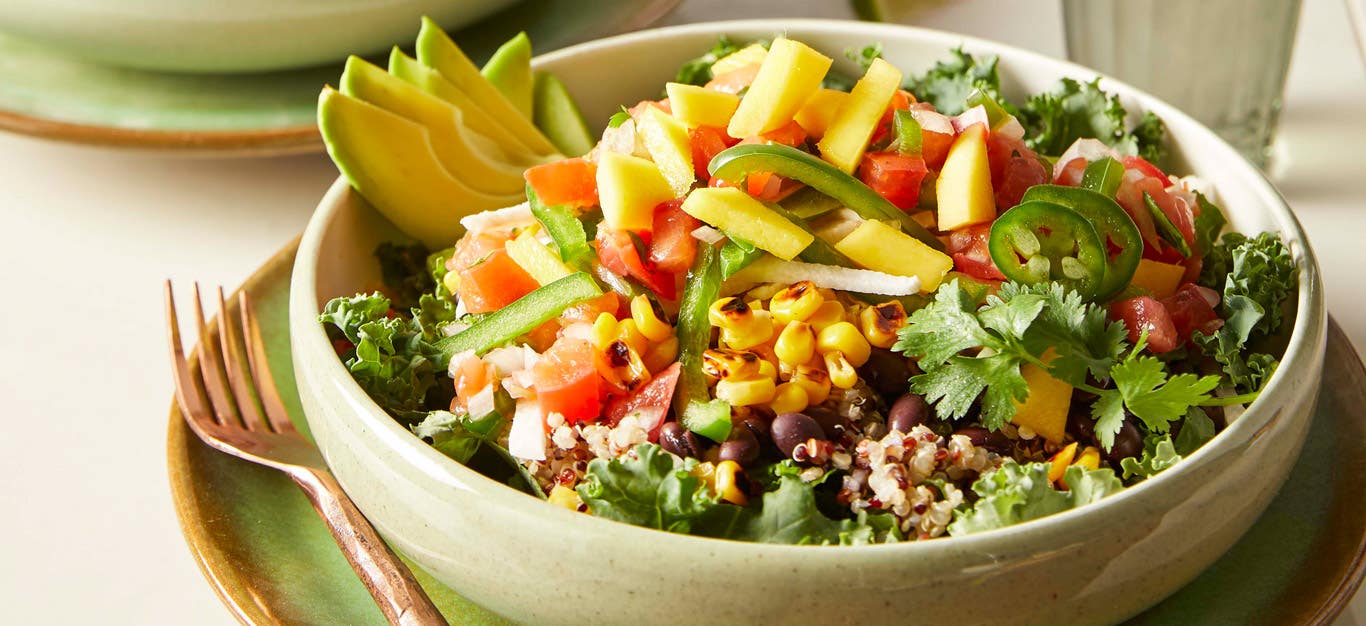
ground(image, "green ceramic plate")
xmin=168 ymin=241 xmax=1366 ymax=625
xmin=0 ymin=0 xmax=678 ymax=155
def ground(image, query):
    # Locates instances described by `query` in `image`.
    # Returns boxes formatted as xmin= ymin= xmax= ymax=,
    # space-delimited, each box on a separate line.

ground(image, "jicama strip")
xmin=729 ymin=256 xmax=921 ymax=296
xmin=460 ymin=201 xmax=534 ymax=233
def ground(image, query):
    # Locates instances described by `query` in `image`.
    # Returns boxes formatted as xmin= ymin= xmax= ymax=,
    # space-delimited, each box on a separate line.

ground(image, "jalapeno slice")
xmin=1020 ymin=184 xmax=1142 ymax=300
xmin=988 ymin=200 xmax=1107 ymax=298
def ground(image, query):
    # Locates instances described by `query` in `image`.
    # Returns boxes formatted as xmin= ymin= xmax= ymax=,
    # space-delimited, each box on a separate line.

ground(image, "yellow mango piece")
xmin=711 ymin=43 xmax=768 ymax=76
xmin=793 ymin=88 xmax=849 ymax=140
xmin=936 ymin=124 xmax=996 ymax=230
xmin=680 ymin=187 xmax=814 ymax=260
xmin=597 ymin=152 xmax=676 ymax=233
xmin=726 ymin=38 xmax=833 ymax=138
xmin=1012 ymin=352 xmax=1071 ymax=444
xmin=636 ymin=106 xmax=695 ymax=196
xmin=1047 ymin=442 xmax=1078 ymax=484
xmin=415 ymin=17 xmax=559 ymax=157
xmin=505 ymin=228 xmax=574 ymax=285
xmin=665 ymin=83 xmax=740 ymax=128
xmin=1130 ymin=258 xmax=1186 ymax=299
xmin=340 ymin=56 xmax=525 ymax=196
xmin=317 ymin=87 xmax=520 ymax=248
xmin=389 ymin=49 xmax=534 ymax=164
xmin=834 ymin=220 xmax=952 ymax=292
xmin=547 ymin=485 xmax=582 ymax=510
xmin=817 ymin=58 xmax=902 ymax=173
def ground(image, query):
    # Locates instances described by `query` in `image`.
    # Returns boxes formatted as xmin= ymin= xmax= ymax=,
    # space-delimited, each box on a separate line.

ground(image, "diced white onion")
xmin=459 ymin=202 xmax=535 ymax=234
xmin=809 ymin=208 xmax=863 ymax=244
xmin=691 ymin=225 xmax=726 ymax=244
xmin=508 ymin=400 xmax=547 ymax=461
xmin=1053 ymin=138 xmax=1122 ymax=180
xmin=728 ymin=257 xmax=922 ymax=296
xmin=908 ymin=108 xmax=955 ymax=135
xmin=560 ymin=321 xmax=594 ymax=342
xmin=951 ymin=105 xmax=990 ymax=133
xmin=995 ymin=116 xmax=1026 ymax=141
xmin=466 ymin=384 xmax=496 ymax=419
xmin=484 ymin=345 xmax=536 ymax=378
xmin=446 ymin=349 xmax=479 ymax=379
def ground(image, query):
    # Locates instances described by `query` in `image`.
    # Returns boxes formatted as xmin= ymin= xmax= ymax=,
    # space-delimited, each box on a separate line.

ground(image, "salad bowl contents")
xmin=292 ymin=19 xmax=1324 ymax=625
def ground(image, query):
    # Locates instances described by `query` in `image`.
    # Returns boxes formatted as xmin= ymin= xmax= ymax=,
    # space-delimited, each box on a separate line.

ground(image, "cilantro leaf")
xmin=993 ymin=282 xmax=1127 ymax=385
xmin=894 ymin=279 xmax=994 ymax=366
xmin=607 ymin=105 xmax=631 ymax=129
xmin=577 ymin=444 xmax=721 ymax=533
xmin=845 ymin=43 xmax=883 ymax=73
xmin=949 ymin=461 xmax=1124 ymax=536
xmin=1091 ymin=349 xmax=1219 ymax=449
xmin=1019 ymin=77 xmax=1166 ymax=161
xmin=904 ymin=48 xmax=1012 ymax=116
xmin=674 ymin=36 xmax=744 ymax=86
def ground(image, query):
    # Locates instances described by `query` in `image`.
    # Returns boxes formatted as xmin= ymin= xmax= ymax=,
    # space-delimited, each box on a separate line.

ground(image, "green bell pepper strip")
xmin=435 ymin=272 xmax=602 ymax=364
xmin=527 ymin=186 xmax=594 ymax=267
xmin=988 ymin=201 xmax=1108 ymax=299
xmin=1144 ymin=192 xmax=1193 ymax=257
xmin=708 ymin=144 xmax=945 ymax=252
xmin=780 ymin=186 xmax=842 ymax=221
xmin=1080 ymin=157 xmax=1123 ymax=198
xmin=1021 ymin=184 xmax=1142 ymax=300
xmin=891 ymin=109 xmax=922 ymax=155
xmin=674 ymin=244 xmax=732 ymax=442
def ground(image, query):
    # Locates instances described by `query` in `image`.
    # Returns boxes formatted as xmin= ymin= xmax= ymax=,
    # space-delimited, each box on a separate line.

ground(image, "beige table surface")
xmin=0 ymin=0 xmax=1361 ymax=623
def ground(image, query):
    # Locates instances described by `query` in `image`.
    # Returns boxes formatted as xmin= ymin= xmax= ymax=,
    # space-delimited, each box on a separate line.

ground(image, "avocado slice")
xmin=389 ymin=49 xmax=534 ymax=164
xmin=480 ymin=31 xmax=534 ymax=119
xmin=415 ymin=17 xmax=559 ymax=158
xmin=318 ymin=87 xmax=521 ymax=248
xmin=341 ymin=56 xmax=526 ymax=196
xmin=532 ymin=72 xmax=595 ymax=157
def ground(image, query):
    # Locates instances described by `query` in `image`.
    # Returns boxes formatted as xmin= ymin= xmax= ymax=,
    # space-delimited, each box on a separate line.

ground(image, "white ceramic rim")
xmin=293 ymin=18 xmax=1326 ymax=558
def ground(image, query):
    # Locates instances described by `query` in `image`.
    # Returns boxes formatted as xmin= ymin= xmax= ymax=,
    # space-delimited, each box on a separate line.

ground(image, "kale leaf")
xmin=674 ymin=36 xmax=745 ymax=86
xmin=1194 ymin=232 xmax=1296 ymax=392
xmin=948 ymin=461 xmax=1124 ymax=536
xmin=576 ymin=444 xmax=721 ymax=534
xmin=321 ymin=293 xmax=436 ymax=419
xmin=1018 ymin=78 xmax=1167 ymax=161
xmin=375 ymin=242 xmax=435 ymax=310
xmin=904 ymin=47 xmax=1012 ymax=116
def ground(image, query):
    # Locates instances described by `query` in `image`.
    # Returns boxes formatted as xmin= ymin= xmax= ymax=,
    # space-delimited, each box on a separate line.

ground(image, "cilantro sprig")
xmin=894 ymin=280 xmax=1229 ymax=451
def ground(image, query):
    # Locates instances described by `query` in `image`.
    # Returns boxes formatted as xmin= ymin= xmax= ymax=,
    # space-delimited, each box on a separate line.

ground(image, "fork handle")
xmin=293 ymin=468 xmax=449 ymax=626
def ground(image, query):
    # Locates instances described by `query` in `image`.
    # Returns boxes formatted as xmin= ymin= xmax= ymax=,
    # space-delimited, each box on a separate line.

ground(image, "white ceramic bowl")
xmin=0 ymin=0 xmax=517 ymax=73
xmin=290 ymin=20 xmax=1326 ymax=625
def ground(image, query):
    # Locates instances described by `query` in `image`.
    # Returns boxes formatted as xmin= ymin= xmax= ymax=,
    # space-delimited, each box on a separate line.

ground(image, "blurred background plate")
xmin=0 ymin=0 xmax=679 ymax=156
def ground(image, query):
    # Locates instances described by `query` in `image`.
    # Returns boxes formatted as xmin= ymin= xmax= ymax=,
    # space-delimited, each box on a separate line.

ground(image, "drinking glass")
xmin=1062 ymin=0 xmax=1303 ymax=168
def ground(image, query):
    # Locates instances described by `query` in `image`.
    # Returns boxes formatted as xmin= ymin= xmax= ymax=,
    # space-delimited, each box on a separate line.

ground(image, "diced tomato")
xmin=986 ymin=134 xmax=1048 ymax=210
xmin=1115 ymin=175 xmax=1162 ymax=250
xmin=628 ymin=99 xmax=671 ymax=116
xmin=523 ymin=158 xmax=598 ymax=208
xmin=1054 ymin=157 xmax=1087 ymax=187
xmin=561 ymin=292 xmax=624 ymax=325
xmin=521 ymin=320 xmax=560 ymax=353
xmin=1110 ymin=296 xmax=1179 ymax=354
xmin=532 ymin=338 xmax=602 ymax=424
xmin=450 ymin=231 xmax=513 ymax=274
xmin=1161 ymin=283 xmax=1223 ymax=340
xmin=705 ymin=63 xmax=761 ymax=94
xmin=450 ymin=351 xmax=495 ymax=410
xmin=1122 ymin=155 xmax=1171 ymax=186
xmin=649 ymin=199 xmax=700 ymax=273
xmin=744 ymin=171 xmax=784 ymax=202
xmin=947 ymin=224 xmax=1007 ymax=280
xmin=595 ymin=228 xmax=678 ymax=300
xmin=457 ymin=249 xmax=540 ymax=314
xmin=870 ymin=89 xmax=917 ymax=145
xmin=689 ymin=125 xmax=734 ymax=179
xmin=740 ymin=120 xmax=808 ymax=147
xmin=605 ymin=362 xmax=681 ymax=440
xmin=859 ymin=152 xmax=928 ymax=210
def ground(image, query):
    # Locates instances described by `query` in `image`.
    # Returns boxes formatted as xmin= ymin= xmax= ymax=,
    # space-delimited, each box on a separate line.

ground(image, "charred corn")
xmin=859 ymin=301 xmax=907 ymax=349
xmin=703 ymin=348 xmax=763 ymax=381
xmin=715 ymin=377 xmax=777 ymax=406
xmin=806 ymin=300 xmax=846 ymax=333
xmin=769 ymin=280 xmax=822 ymax=324
xmin=714 ymin=460 xmax=749 ymax=505
xmin=630 ymin=294 xmax=672 ymax=342
xmin=816 ymin=322 xmax=871 ymax=367
xmin=774 ymin=321 xmax=816 ymax=366
xmin=769 ymin=381 xmax=809 ymax=414
xmin=792 ymin=364 xmax=832 ymax=405
xmin=823 ymin=351 xmax=858 ymax=389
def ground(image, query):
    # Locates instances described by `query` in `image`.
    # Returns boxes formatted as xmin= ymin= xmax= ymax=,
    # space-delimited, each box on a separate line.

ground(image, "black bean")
xmin=1068 ymin=412 xmax=1098 ymax=445
xmin=887 ymin=393 xmax=929 ymax=434
xmin=858 ymin=349 xmax=912 ymax=399
xmin=659 ymin=422 xmax=702 ymax=458
xmin=1107 ymin=420 xmax=1144 ymax=464
xmin=804 ymin=405 xmax=843 ymax=439
xmin=953 ymin=426 xmax=1011 ymax=452
xmin=719 ymin=426 xmax=760 ymax=466
xmin=771 ymin=412 xmax=827 ymax=459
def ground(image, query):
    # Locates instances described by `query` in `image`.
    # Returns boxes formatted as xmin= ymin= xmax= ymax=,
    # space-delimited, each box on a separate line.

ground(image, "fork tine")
xmin=193 ymin=282 xmax=239 ymax=427
xmin=216 ymin=287 xmax=267 ymax=433
xmin=165 ymin=281 xmax=214 ymax=426
xmin=240 ymin=291 xmax=295 ymax=434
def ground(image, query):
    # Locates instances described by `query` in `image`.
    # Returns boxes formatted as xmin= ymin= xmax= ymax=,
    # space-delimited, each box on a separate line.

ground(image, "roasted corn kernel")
xmin=547 ymin=485 xmax=583 ymax=510
xmin=1075 ymin=446 xmax=1102 ymax=470
xmin=756 ymin=359 xmax=777 ymax=381
xmin=769 ymin=280 xmax=822 ymax=324
xmin=606 ymin=340 xmax=652 ymax=391
xmin=769 ymin=382 xmax=809 ymax=414
xmin=642 ymin=335 xmax=679 ymax=373
xmin=823 ymin=351 xmax=858 ymax=389
xmin=590 ymin=312 xmax=619 ymax=350
xmin=692 ymin=461 xmax=717 ymax=489
xmin=806 ymin=300 xmax=846 ymax=333
xmin=774 ymin=321 xmax=816 ymax=366
xmin=715 ymin=377 xmax=777 ymax=406
xmin=631 ymin=294 xmax=672 ymax=342
xmin=703 ymin=348 xmax=763 ymax=381
xmin=714 ymin=460 xmax=750 ymax=505
xmin=816 ymin=321 xmax=871 ymax=367
xmin=792 ymin=364 xmax=832 ymax=405
xmin=859 ymin=301 xmax=908 ymax=349
xmin=615 ymin=318 xmax=649 ymax=356
xmin=710 ymin=297 xmax=773 ymax=349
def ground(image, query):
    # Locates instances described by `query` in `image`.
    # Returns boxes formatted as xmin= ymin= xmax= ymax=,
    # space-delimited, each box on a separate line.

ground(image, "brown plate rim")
xmin=166 ymin=238 xmax=1366 ymax=624
xmin=0 ymin=110 xmax=323 ymax=157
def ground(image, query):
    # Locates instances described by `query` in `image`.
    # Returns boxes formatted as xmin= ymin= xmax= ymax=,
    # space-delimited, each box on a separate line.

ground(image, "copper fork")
xmin=165 ymin=282 xmax=447 ymax=626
